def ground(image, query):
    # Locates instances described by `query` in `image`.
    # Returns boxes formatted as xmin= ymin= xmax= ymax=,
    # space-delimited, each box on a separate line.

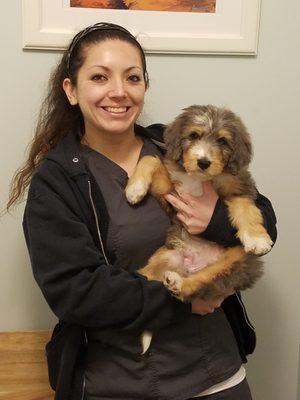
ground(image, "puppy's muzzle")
xmin=197 ymin=158 xmax=211 ymax=170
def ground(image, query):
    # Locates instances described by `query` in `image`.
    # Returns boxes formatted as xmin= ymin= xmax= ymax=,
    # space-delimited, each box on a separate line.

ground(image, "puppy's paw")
xmin=163 ymin=271 xmax=183 ymax=298
xmin=125 ymin=179 xmax=149 ymax=204
xmin=241 ymin=232 xmax=273 ymax=255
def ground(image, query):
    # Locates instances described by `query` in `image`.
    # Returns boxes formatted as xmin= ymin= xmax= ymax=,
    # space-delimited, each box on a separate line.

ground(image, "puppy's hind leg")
xmin=164 ymin=246 xmax=247 ymax=301
xmin=138 ymin=246 xmax=180 ymax=281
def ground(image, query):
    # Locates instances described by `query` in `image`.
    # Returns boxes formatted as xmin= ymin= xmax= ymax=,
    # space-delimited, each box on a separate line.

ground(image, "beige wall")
xmin=1 ymin=1 xmax=299 ymax=399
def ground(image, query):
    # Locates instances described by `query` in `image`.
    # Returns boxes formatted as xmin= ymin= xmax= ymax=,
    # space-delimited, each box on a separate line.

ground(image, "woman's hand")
xmin=164 ymin=181 xmax=219 ymax=235
xmin=191 ymin=293 xmax=233 ymax=315
xmin=191 ymin=297 xmax=223 ymax=315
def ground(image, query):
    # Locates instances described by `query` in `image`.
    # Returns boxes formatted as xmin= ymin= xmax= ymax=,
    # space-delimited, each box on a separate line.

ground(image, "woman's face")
xmin=63 ymin=39 xmax=146 ymax=138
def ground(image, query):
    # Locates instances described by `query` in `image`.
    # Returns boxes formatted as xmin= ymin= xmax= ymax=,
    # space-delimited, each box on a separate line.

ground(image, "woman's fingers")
xmin=176 ymin=212 xmax=193 ymax=231
xmin=164 ymin=181 xmax=219 ymax=235
xmin=164 ymin=193 xmax=192 ymax=215
xmin=191 ymin=297 xmax=225 ymax=315
xmin=174 ymin=190 xmax=198 ymax=207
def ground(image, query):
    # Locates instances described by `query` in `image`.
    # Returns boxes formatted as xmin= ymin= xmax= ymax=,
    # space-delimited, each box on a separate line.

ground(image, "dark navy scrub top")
xmin=80 ymin=136 xmax=242 ymax=400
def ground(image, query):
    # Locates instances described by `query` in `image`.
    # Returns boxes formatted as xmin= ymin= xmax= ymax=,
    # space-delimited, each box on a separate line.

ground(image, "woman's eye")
xmin=189 ymin=132 xmax=199 ymax=140
xmin=217 ymin=137 xmax=229 ymax=146
xmin=91 ymin=74 xmax=106 ymax=81
xmin=128 ymin=75 xmax=141 ymax=83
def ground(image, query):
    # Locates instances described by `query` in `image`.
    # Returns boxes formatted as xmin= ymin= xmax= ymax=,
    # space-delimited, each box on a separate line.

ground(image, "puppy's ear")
xmin=227 ymin=115 xmax=253 ymax=174
xmin=164 ymin=115 xmax=184 ymax=161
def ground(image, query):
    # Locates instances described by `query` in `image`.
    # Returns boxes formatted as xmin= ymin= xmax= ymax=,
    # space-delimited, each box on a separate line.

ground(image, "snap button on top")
xmin=72 ymin=157 xmax=79 ymax=163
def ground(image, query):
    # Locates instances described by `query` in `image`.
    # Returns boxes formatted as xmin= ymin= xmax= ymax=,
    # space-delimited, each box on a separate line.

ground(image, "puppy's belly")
xmin=169 ymin=237 xmax=225 ymax=276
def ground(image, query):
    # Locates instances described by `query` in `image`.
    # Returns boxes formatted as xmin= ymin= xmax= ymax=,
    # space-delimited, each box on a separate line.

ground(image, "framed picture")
xmin=22 ymin=0 xmax=261 ymax=55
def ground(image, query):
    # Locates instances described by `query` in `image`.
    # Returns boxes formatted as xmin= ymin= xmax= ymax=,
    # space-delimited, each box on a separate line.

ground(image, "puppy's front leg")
xmin=225 ymin=196 xmax=273 ymax=255
xmin=126 ymin=156 xmax=172 ymax=209
xmin=126 ymin=156 xmax=162 ymax=204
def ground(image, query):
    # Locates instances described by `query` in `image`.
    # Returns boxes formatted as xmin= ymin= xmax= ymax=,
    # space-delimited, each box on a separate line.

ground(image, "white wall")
xmin=1 ymin=1 xmax=299 ymax=399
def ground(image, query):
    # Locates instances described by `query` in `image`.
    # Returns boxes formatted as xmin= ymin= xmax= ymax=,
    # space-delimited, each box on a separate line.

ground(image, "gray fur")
xmin=165 ymin=105 xmax=252 ymax=167
xmin=190 ymin=256 xmax=263 ymax=300
xmin=162 ymin=105 xmax=264 ymax=299
xmin=164 ymin=105 xmax=256 ymax=198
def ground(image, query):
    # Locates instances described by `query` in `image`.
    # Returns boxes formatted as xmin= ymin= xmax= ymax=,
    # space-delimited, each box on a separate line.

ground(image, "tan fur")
xmin=126 ymin=155 xmax=173 ymax=211
xmin=151 ymin=162 xmax=173 ymax=212
xmin=184 ymin=125 xmax=206 ymax=136
xmin=130 ymin=155 xmax=161 ymax=184
xmin=126 ymin=105 xmax=272 ymax=300
xmin=218 ymin=129 xmax=232 ymax=141
xmin=225 ymin=197 xmax=271 ymax=246
xmin=182 ymin=147 xmax=226 ymax=175
xmin=139 ymin=247 xmax=173 ymax=280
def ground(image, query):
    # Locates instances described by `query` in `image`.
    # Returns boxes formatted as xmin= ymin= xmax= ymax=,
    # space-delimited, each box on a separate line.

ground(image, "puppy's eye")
xmin=217 ymin=137 xmax=229 ymax=146
xmin=189 ymin=132 xmax=199 ymax=140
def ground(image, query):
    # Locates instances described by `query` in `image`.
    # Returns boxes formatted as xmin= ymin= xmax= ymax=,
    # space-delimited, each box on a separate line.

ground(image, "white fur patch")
xmin=140 ymin=330 xmax=153 ymax=354
xmin=125 ymin=179 xmax=149 ymax=204
xmin=240 ymin=232 xmax=273 ymax=255
xmin=189 ymin=142 xmax=210 ymax=160
xmin=193 ymin=114 xmax=212 ymax=129
xmin=169 ymin=169 xmax=203 ymax=196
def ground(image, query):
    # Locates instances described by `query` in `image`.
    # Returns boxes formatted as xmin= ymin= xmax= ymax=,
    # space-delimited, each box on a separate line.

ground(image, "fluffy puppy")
xmin=126 ymin=105 xmax=273 ymax=300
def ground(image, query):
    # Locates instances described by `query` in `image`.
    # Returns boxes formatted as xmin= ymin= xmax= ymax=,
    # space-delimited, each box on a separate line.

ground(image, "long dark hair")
xmin=7 ymin=23 xmax=149 ymax=211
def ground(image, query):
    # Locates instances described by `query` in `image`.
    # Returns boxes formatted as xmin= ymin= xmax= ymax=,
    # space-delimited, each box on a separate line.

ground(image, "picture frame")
xmin=22 ymin=0 xmax=261 ymax=55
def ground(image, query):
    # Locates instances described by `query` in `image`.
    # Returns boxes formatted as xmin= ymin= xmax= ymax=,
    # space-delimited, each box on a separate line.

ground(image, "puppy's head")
xmin=164 ymin=105 xmax=252 ymax=177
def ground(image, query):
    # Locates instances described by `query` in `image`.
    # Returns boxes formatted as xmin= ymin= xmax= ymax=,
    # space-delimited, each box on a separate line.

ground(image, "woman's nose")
xmin=107 ymin=79 xmax=126 ymax=98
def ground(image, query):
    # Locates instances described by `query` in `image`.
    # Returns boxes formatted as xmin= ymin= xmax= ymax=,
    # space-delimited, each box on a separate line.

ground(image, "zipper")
xmin=81 ymin=375 xmax=86 ymax=400
xmin=235 ymin=293 xmax=255 ymax=331
xmin=82 ymin=180 xmax=108 ymax=399
xmin=80 ymin=331 xmax=88 ymax=400
xmin=87 ymin=180 xmax=109 ymax=266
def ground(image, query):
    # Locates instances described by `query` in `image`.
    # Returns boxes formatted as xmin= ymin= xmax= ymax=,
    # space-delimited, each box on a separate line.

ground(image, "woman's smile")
xmin=100 ymin=105 xmax=130 ymax=116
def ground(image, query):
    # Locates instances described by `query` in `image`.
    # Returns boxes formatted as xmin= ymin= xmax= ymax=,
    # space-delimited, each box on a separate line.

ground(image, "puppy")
xmin=126 ymin=105 xmax=273 ymax=300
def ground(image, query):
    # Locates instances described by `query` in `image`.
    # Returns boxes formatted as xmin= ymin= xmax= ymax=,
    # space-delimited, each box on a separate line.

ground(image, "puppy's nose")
xmin=197 ymin=158 xmax=211 ymax=170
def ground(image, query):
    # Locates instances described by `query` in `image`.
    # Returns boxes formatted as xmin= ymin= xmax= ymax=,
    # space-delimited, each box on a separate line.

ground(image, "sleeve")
xmin=23 ymin=177 xmax=190 ymax=332
xmin=200 ymin=192 xmax=277 ymax=247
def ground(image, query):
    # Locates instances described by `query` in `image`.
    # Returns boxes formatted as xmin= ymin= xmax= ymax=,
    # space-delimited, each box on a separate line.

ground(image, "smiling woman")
xmin=70 ymin=0 xmax=216 ymax=13
xmin=8 ymin=21 xmax=276 ymax=400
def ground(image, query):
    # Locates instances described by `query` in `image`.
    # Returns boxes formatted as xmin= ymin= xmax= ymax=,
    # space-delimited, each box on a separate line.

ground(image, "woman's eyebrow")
xmin=88 ymin=65 xmax=142 ymax=71
xmin=125 ymin=66 xmax=143 ymax=71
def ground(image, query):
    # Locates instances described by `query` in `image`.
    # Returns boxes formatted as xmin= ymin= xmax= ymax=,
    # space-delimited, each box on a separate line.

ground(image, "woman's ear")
xmin=62 ymin=78 xmax=78 ymax=105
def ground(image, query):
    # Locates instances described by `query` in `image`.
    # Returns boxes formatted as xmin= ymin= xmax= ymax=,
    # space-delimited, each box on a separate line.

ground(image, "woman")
xmin=8 ymin=23 xmax=277 ymax=400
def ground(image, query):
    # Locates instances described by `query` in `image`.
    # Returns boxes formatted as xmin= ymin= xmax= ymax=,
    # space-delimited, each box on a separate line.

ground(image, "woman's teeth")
xmin=104 ymin=107 xmax=128 ymax=113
